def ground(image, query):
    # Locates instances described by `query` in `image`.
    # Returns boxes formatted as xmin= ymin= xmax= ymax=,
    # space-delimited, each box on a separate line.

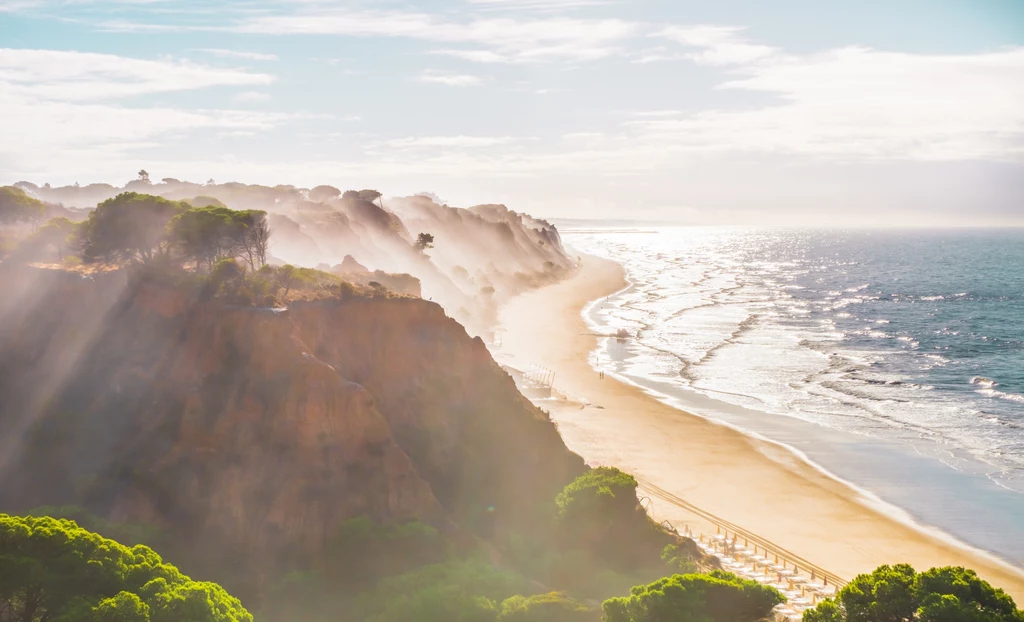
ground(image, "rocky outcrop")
xmin=0 ymin=265 xmax=584 ymax=572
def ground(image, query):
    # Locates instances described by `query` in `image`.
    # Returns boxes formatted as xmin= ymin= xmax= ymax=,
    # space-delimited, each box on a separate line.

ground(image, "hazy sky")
xmin=2 ymin=0 xmax=1023 ymax=224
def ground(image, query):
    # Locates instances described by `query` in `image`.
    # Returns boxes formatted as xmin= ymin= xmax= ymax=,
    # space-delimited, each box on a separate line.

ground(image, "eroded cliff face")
xmin=0 ymin=265 xmax=584 ymax=573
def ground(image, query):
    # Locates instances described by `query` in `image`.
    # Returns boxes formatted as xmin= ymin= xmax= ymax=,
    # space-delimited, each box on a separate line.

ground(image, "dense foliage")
xmin=555 ymin=466 xmax=640 ymax=524
xmin=0 ymin=186 xmax=47 ymax=226
xmin=554 ymin=467 xmax=674 ymax=573
xmin=497 ymin=592 xmax=594 ymax=622
xmin=82 ymin=192 xmax=187 ymax=263
xmin=169 ymin=205 xmax=269 ymax=270
xmin=77 ymin=192 xmax=269 ymax=270
xmin=803 ymin=564 xmax=1024 ymax=622
xmin=0 ymin=514 xmax=251 ymax=622
xmin=602 ymin=570 xmax=784 ymax=622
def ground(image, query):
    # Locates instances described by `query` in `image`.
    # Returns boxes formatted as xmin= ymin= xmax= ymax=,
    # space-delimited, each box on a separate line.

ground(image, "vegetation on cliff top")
xmin=0 ymin=186 xmax=47 ymax=227
xmin=0 ymin=514 xmax=251 ymax=622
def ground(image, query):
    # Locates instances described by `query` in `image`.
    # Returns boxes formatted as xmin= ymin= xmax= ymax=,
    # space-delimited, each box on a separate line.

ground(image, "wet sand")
xmin=494 ymin=253 xmax=1024 ymax=601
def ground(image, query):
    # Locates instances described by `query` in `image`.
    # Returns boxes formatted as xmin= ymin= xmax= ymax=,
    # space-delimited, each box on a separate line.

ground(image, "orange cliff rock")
xmin=0 ymin=265 xmax=585 ymax=570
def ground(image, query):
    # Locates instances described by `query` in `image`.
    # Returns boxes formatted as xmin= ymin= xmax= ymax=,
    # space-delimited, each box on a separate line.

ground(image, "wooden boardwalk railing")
xmin=637 ymin=477 xmax=848 ymax=588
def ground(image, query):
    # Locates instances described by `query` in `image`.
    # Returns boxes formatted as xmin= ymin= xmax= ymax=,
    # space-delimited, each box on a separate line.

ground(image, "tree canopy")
xmin=19 ymin=217 xmax=82 ymax=261
xmin=309 ymin=185 xmax=342 ymax=203
xmin=78 ymin=193 xmax=270 ymax=270
xmin=803 ymin=564 xmax=1024 ymax=622
xmin=0 ymin=514 xmax=252 ymax=622
xmin=497 ymin=592 xmax=594 ymax=622
xmin=185 ymin=196 xmax=227 ymax=209
xmin=602 ymin=571 xmax=784 ymax=622
xmin=169 ymin=205 xmax=269 ymax=271
xmin=415 ymin=232 xmax=435 ymax=252
xmin=0 ymin=186 xmax=47 ymax=226
xmin=82 ymin=192 xmax=187 ymax=263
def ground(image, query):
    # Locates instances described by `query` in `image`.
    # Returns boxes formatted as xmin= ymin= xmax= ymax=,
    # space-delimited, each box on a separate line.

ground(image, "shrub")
xmin=603 ymin=571 xmax=784 ymax=622
xmin=556 ymin=467 xmax=639 ymax=523
xmin=498 ymin=592 xmax=596 ymax=622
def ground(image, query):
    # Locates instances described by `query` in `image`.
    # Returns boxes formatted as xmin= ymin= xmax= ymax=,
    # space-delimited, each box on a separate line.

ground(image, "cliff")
xmin=13 ymin=180 xmax=575 ymax=337
xmin=0 ymin=265 xmax=584 ymax=574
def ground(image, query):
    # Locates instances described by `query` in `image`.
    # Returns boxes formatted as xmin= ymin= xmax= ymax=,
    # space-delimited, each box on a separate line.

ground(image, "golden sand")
xmin=495 ymin=253 xmax=1024 ymax=601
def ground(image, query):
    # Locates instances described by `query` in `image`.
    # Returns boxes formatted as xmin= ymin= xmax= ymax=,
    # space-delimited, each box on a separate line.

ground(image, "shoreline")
xmin=493 ymin=252 xmax=1024 ymax=601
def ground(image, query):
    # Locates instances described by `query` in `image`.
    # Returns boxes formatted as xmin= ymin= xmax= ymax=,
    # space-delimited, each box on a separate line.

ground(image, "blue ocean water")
xmin=563 ymin=227 xmax=1024 ymax=563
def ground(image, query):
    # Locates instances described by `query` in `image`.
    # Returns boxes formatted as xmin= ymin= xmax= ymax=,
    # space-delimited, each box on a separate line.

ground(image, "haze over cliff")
xmin=11 ymin=178 xmax=573 ymax=336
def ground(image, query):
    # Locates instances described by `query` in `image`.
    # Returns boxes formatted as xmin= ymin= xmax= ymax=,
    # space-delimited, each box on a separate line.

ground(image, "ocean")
xmin=562 ymin=227 xmax=1024 ymax=568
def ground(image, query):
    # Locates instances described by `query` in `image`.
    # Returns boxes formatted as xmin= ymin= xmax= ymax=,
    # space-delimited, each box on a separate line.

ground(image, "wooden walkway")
xmin=638 ymin=477 xmax=848 ymax=589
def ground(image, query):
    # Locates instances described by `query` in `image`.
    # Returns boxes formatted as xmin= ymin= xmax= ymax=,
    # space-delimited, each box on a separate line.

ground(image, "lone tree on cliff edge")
xmin=414 ymin=232 xmax=434 ymax=253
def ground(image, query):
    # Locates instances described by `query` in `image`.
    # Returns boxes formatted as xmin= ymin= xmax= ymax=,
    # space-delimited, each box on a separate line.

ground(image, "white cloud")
xmin=232 ymin=90 xmax=271 ymax=102
xmin=629 ymin=110 xmax=685 ymax=118
xmin=0 ymin=48 xmax=274 ymax=101
xmin=229 ymin=11 xmax=636 ymax=63
xmin=658 ymin=25 xmax=779 ymax=65
xmin=431 ymin=49 xmax=509 ymax=64
xmin=94 ymin=6 xmax=636 ymax=63
xmin=381 ymin=135 xmax=525 ymax=149
xmin=196 ymin=48 xmax=278 ymax=61
xmin=465 ymin=0 xmax=614 ymax=7
xmin=0 ymin=48 xmax=290 ymax=179
xmin=463 ymin=0 xmax=616 ymax=12
xmin=627 ymin=45 xmax=1024 ymax=161
xmin=416 ymin=70 xmax=483 ymax=87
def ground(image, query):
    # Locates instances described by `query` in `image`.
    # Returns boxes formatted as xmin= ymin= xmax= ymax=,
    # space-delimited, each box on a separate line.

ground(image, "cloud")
xmin=627 ymin=45 xmax=1024 ymax=161
xmin=463 ymin=0 xmax=616 ymax=11
xmin=416 ymin=70 xmax=483 ymax=87
xmin=232 ymin=90 xmax=271 ymax=102
xmin=629 ymin=110 xmax=685 ymax=118
xmin=657 ymin=25 xmax=779 ymax=65
xmin=380 ymin=136 xmax=526 ymax=149
xmin=0 ymin=48 xmax=274 ymax=101
xmin=0 ymin=48 xmax=291 ymax=179
xmin=102 ymin=9 xmax=638 ymax=63
xmin=196 ymin=48 xmax=278 ymax=61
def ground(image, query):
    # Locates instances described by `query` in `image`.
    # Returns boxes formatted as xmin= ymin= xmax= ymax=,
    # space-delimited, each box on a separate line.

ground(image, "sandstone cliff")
xmin=0 ymin=265 xmax=584 ymax=574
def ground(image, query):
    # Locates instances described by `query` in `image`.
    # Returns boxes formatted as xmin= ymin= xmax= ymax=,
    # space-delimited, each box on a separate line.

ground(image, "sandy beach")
xmin=494 ymin=252 xmax=1024 ymax=601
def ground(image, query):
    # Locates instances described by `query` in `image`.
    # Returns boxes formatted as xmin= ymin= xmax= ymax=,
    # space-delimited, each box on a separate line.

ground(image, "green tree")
xmin=186 ymin=196 xmax=228 ymax=209
xmin=415 ymin=232 xmax=435 ymax=253
xmin=27 ymin=217 xmax=81 ymax=260
xmin=238 ymin=210 xmax=270 ymax=270
xmin=82 ymin=192 xmax=187 ymax=263
xmin=497 ymin=592 xmax=595 ymax=622
xmin=93 ymin=591 xmax=151 ymax=622
xmin=309 ymin=185 xmax=341 ymax=203
xmin=0 ymin=514 xmax=251 ymax=622
xmin=602 ymin=571 xmax=784 ymax=622
xmin=556 ymin=467 xmax=639 ymax=532
xmin=0 ymin=186 xmax=47 ymax=227
xmin=168 ymin=206 xmax=248 ymax=270
xmin=802 ymin=565 xmax=1024 ymax=622
xmin=357 ymin=189 xmax=383 ymax=204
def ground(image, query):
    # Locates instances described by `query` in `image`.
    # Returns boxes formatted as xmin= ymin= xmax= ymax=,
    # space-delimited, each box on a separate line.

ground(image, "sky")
xmin=1 ymin=0 xmax=1023 ymax=224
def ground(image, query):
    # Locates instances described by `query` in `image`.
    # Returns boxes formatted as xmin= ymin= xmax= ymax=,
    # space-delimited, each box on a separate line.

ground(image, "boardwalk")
xmin=638 ymin=478 xmax=846 ymax=620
